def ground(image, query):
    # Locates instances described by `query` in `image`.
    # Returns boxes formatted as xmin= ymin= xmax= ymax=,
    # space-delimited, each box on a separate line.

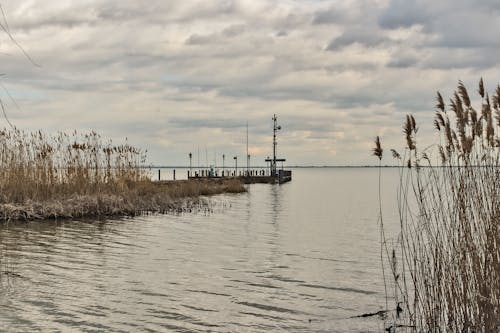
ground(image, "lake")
xmin=0 ymin=168 xmax=402 ymax=332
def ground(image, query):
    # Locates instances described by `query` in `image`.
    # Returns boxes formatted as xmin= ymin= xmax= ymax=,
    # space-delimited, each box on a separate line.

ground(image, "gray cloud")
xmin=387 ymin=50 xmax=420 ymax=68
xmin=312 ymin=8 xmax=344 ymax=25
xmin=169 ymin=117 xmax=248 ymax=130
xmin=313 ymin=1 xmax=380 ymax=25
xmin=420 ymin=48 xmax=500 ymax=70
xmin=380 ymin=0 xmax=500 ymax=49
xmin=327 ymin=27 xmax=390 ymax=50
xmin=0 ymin=0 xmax=498 ymax=166
xmin=378 ymin=0 xmax=428 ymax=29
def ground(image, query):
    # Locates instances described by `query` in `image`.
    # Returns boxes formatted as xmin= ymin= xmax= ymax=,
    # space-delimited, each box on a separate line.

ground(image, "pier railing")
xmin=187 ymin=169 xmax=273 ymax=178
xmin=152 ymin=168 xmax=292 ymax=184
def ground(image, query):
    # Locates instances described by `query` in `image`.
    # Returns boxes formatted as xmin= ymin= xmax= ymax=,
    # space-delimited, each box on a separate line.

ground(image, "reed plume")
xmin=373 ymin=136 xmax=383 ymax=160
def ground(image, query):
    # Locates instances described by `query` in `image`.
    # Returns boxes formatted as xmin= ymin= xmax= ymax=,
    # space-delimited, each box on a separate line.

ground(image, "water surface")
xmin=0 ymin=168 xmax=401 ymax=332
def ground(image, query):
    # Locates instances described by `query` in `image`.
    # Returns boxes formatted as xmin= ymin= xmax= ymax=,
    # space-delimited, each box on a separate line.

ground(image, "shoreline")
xmin=0 ymin=178 xmax=246 ymax=222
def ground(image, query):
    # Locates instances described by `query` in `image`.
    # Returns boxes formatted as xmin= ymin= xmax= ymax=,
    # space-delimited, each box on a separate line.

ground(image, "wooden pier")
xmin=185 ymin=114 xmax=292 ymax=185
xmin=243 ymin=172 xmax=291 ymax=184
xmin=187 ymin=168 xmax=292 ymax=184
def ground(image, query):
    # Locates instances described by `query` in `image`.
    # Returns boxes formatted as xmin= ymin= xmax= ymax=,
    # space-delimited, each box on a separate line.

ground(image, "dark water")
xmin=0 ymin=168 xmax=401 ymax=332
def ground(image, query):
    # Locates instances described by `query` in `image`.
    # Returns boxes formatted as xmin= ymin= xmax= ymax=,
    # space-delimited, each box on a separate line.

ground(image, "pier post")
xmin=173 ymin=169 xmax=176 ymax=180
xmin=158 ymin=169 xmax=161 ymax=181
xmin=222 ymin=154 xmax=225 ymax=177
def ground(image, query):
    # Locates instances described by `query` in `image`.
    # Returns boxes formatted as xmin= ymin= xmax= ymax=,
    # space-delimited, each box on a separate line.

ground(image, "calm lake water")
xmin=0 ymin=168 xmax=402 ymax=332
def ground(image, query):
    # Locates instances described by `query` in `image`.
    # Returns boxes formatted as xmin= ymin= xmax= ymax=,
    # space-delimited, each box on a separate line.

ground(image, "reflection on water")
xmin=0 ymin=168 xmax=400 ymax=332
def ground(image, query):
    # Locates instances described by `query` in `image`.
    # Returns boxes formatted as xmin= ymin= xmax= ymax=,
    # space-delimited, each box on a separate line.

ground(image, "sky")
xmin=0 ymin=0 xmax=499 ymax=166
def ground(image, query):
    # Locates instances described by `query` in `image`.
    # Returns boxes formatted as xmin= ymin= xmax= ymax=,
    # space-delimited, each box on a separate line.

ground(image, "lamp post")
xmin=247 ymin=154 xmax=250 ymax=176
xmin=234 ymin=156 xmax=237 ymax=176
xmin=189 ymin=152 xmax=192 ymax=176
xmin=222 ymin=154 xmax=225 ymax=177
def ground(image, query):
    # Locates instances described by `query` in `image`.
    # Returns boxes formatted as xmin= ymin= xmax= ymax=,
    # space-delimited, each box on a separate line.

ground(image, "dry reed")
xmin=0 ymin=129 xmax=245 ymax=221
xmin=374 ymin=79 xmax=499 ymax=332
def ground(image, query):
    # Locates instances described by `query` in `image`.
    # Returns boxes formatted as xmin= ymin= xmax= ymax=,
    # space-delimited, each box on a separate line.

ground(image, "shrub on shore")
xmin=0 ymin=129 xmax=245 ymax=221
xmin=374 ymin=79 xmax=499 ymax=332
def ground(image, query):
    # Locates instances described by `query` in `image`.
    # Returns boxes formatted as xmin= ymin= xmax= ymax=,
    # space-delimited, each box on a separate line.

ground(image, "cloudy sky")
xmin=0 ymin=0 xmax=499 ymax=166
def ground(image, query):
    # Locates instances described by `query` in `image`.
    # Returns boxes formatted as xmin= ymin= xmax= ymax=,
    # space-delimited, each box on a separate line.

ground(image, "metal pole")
xmin=222 ymin=154 xmax=225 ymax=177
xmin=246 ymin=121 xmax=249 ymax=176
xmin=273 ymin=115 xmax=277 ymax=176
xmin=271 ymin=114 xmax=282 ymax=177
xmin=158 ymin=169 xmax=161 ymax=181
xmin=234 ymin=156 xmax=237 ymax=176
xmin=189 ymin=152 xmax=192 ymax=175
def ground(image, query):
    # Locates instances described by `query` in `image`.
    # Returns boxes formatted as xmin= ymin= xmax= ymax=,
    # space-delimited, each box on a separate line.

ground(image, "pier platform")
xmin=240 ymin=172 xmax=291 ymax=184
xmin=186 ymin=169 xmax=292 ymax=184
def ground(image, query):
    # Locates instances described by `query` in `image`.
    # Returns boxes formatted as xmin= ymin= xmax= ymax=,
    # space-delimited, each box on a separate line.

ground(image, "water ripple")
xmin=236 ymin=301 xmax=304 ymax=315
xmin=299 ymin=283 xmax=378 ymax=295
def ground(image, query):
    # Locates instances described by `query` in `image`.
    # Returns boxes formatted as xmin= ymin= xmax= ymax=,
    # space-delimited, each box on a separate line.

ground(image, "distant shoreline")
xmin=151 ymin=165 xmax=494 ymax=169
xmin=149 ymin=165 xmax=401 ymax=169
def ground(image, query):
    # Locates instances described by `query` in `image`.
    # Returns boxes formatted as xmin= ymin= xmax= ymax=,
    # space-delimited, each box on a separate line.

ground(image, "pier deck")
xmin=187 ymin=173 xmax=291 ymax=184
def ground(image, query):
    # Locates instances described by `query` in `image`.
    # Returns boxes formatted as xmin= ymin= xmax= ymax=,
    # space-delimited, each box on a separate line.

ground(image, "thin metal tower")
xmin=264 ymin=115 xmax=285 ymax=179
xmin=272 ymin=114 xmax=281 ymax=176
xmin=246 ymin=121 xmax=249 ymax=176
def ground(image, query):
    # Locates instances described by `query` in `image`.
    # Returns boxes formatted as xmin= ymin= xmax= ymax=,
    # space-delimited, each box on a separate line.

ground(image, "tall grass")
xmin=0 ymin=128 xmax=146 ymax=204
xmin=0 ymin=128 xmax=245 ymax=220
xmin=374 ymin=79 xmax=499 ymax=332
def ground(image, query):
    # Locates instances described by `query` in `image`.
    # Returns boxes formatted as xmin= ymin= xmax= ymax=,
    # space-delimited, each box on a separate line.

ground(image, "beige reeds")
xmin=0 ymin=129 xmax=147 ymax=203
xmin=0 ymin=129 xmax=245 ymax=220
xmin=374 ymin=78 xmax=499 ymax=332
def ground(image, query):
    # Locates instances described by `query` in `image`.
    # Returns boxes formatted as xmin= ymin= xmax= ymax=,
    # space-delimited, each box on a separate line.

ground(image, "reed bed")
xmin=374 ymin=79 xmax=499 ymax=332
xmin=0 ymin=129 xmax=245 ymax=221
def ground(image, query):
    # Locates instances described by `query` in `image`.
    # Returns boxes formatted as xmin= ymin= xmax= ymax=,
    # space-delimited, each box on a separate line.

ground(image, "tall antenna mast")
xmin=272 ymin=114 xmax=281 ymax=177
xmin=264 ymin=114 xmax=288 ymax=182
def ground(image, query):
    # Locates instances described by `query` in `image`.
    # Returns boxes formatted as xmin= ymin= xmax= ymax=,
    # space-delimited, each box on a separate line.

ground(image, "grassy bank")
xmin=0 ymin=178 xmax=245 ymax=221
xmin=0 ymin=129 xmax=245 ymax=221
xmin=374 ymin=79 xmax=499 ymax=331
